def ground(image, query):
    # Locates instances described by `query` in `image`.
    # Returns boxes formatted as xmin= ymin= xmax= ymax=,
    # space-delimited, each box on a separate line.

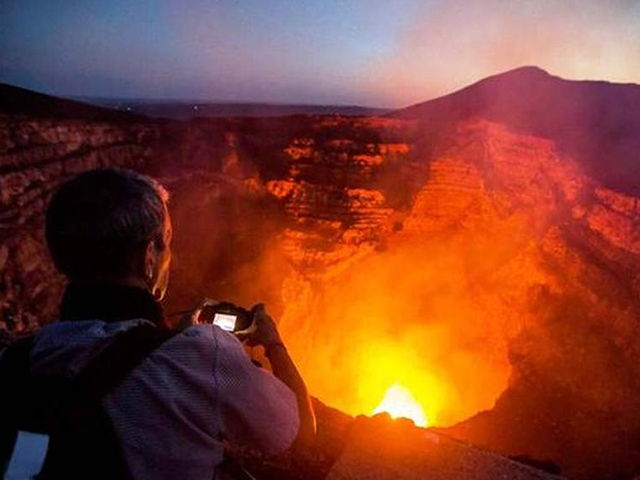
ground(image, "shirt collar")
xmin=60 ymin=282 xmax=165 ymax=326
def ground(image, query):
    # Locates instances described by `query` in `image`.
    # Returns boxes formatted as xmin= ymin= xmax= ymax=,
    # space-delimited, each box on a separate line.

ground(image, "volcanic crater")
xmin=2 ymin=67 xmax=640 ymax=480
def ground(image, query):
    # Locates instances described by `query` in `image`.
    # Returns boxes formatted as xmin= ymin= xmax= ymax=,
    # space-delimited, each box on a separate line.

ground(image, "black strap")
xmin=41 ymin=323 xmax=179 ymax=480
xmin=65 ymin=323 xmax=178 ymax=405
xmin=0 ymin=335 xmax=35 ymax=477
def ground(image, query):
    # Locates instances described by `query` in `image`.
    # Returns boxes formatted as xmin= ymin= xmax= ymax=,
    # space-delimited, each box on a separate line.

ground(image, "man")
xmin=0 ymin=169 xmax=315 ymax=479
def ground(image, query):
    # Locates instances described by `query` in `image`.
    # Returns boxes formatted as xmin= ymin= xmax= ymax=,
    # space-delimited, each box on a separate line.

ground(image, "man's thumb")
xmin=252 ymin=303 xmax=266 ymax=316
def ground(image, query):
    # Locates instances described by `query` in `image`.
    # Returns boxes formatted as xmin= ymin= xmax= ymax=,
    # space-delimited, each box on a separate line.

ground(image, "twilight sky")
xmin=1 ymin=0 xmax=639 ymax=107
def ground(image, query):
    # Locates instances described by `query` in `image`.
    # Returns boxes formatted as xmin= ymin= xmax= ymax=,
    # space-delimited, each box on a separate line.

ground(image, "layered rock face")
xmin=396 ymin=121 xmax=640 ymax=480
xmin=265 ymin=117 xmax=415 ymax=274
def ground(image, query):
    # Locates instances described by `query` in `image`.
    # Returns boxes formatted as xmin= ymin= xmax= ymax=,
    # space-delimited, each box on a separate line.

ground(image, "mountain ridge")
xmin=392 ymin=66 xmax=640 ymax=195
xmin=0 ymin=83 xmax=148 ymax=122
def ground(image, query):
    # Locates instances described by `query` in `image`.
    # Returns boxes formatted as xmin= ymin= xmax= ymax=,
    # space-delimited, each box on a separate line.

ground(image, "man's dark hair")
xmin=46 ymin=169 xmax=169 ymax=281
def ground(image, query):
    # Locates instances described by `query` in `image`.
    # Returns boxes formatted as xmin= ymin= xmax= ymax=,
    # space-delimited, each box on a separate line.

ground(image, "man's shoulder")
xmin=36 ymin=319 xmax=150 ymax=343
xmin=27 ymin=321 xmax=246 ymax=376
xmin=30 ymin=319 xmax=154 ymax=377
xmin=170 ymin=324 xmax=245 ymax=355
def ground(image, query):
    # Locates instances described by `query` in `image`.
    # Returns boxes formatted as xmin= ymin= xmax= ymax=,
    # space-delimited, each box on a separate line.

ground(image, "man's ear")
xmin=144 ymin=239 xmax=157 ymax=283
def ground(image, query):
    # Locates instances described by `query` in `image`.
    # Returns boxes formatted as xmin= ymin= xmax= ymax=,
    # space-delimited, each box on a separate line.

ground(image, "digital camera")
xmin=199 ymin=302 xmax=254 ymax=334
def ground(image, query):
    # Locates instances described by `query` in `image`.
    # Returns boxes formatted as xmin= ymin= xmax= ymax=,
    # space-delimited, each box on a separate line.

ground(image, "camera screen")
xmin=213 ymin=313 xmax=237 ymax=332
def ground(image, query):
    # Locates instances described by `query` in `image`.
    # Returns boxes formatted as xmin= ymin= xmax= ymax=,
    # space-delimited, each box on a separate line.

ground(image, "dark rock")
xmin=325 ymin=415 xmax=565 ymax=480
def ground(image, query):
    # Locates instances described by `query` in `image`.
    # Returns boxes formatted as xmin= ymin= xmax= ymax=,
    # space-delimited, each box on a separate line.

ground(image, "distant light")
xmin=126 ymin=106 xmax=131 ymax=111
xmin=193 ymin=105 xmax=199 ymax=111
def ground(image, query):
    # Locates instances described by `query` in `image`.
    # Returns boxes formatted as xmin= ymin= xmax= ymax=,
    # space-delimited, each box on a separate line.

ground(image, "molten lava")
xmin=373 ymin=383 xmax=428 ymax=427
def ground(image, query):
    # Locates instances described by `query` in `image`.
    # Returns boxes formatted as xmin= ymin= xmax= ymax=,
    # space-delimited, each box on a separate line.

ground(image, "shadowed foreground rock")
xmin=326 ymin=415 xmax=564 ymax=480
xmin=229 ymin=402 xmax=563 ymax=480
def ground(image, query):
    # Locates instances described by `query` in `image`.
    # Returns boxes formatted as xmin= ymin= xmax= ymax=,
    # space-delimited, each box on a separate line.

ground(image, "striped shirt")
xmin=28 ymin=319 xmax=299 ymax=480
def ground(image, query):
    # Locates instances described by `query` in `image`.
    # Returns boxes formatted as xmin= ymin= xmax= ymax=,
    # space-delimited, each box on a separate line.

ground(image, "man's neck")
xmin=60 ymin=282 xmax=165 ymax=326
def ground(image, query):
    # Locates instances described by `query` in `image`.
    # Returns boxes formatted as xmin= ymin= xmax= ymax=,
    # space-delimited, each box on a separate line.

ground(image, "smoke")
xmin=277 ymin=235 xmax=532 ymax=426
xmin=368 ymin=0 xmax=640 ymax=106
xmin=161 ymin=125 xmax=536 ymax=427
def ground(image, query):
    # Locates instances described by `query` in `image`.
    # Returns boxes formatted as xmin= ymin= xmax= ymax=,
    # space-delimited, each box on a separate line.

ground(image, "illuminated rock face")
xmin=406 ymin=122 xmax=640 ymax=480
xmin=265 ymin=117 xmax=411 ymax=274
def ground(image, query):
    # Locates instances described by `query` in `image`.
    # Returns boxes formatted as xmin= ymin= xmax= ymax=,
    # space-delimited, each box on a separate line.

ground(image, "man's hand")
xmin=240 ymin=304 xmax=282 ymax=347
xmin=173 ymin=298 xmax=219 ymax=329
xmin=240 ymin=303 xmax=317 ymax=449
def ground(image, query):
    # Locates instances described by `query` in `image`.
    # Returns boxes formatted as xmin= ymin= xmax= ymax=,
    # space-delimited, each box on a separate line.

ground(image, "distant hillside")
xmin=393 ymin=66 xmax=640 ymax=195
xmin=0 ymin=83 xmax=147 ymax=122
xmin=76 ymin=98 xmax=392 ymax=120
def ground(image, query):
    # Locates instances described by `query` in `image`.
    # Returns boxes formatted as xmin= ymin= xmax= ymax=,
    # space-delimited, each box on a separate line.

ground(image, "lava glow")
xmin=278 ymin=233 xmax=519 ymax=427
xmin=373 ymin=383 xmax=428 ymax=427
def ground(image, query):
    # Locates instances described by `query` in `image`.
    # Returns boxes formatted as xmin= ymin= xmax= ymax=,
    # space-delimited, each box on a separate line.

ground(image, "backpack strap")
xmin=39 ymin=322 xmax=180 ymax=480
xmin=65 ymin=323 xmax=179 ymax=405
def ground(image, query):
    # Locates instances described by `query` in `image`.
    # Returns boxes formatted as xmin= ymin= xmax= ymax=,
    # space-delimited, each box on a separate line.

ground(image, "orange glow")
xmin=373 ymin=383 xmax=428 ymax=427
xmin=278 ymin=233 xmax=521 ymax=427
